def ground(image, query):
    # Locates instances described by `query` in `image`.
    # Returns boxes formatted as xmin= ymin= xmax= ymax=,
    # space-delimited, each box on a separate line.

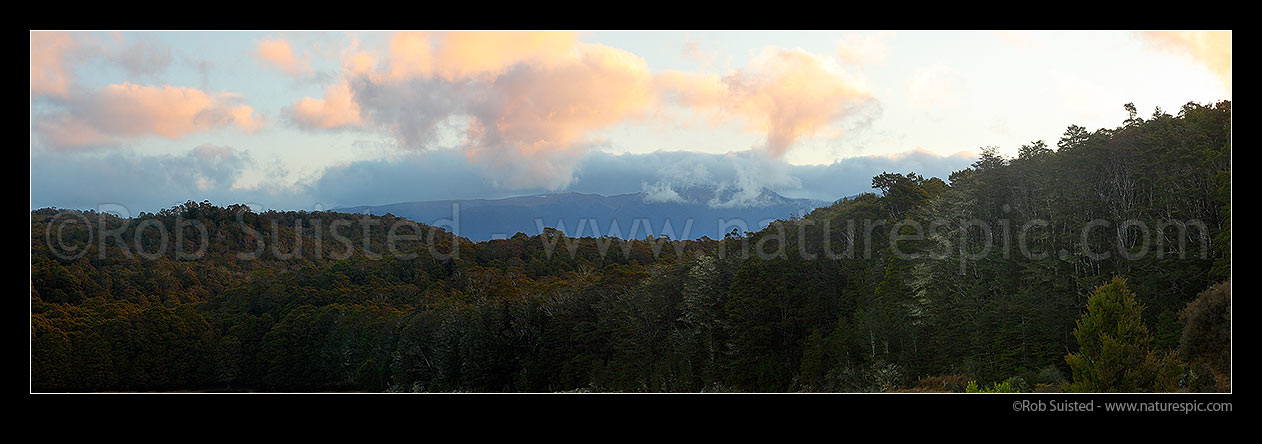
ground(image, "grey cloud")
xmin=306 ymin=149 xmax=978 ymax=210
xmin=33 ymin=146 xmax=977 ymax=216
xmin=788 ymin=150 xmax=976 ymax=201
xmin=109 ymin=38 xmax=174 ymax=79
xmin=29 ymin=145 xmax=310 ymax=214
xmin=350 ymin=75 xmax=466 ymax=150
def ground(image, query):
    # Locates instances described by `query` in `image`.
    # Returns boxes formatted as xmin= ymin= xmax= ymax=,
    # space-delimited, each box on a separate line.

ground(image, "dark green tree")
xmin=1065 ymin=276 xmax=1180 ymax=392
xmin=1178 ymin=280 xmax=1230 ymax=392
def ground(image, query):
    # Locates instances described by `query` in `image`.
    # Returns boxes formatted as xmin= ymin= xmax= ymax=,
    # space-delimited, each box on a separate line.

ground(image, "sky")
xmin=30 ymin=30 xmax=1232 ymax=214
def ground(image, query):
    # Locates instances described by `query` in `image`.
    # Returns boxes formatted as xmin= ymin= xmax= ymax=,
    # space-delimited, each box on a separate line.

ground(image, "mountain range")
xmin=337 ymin=186 xmax=831 ymax=241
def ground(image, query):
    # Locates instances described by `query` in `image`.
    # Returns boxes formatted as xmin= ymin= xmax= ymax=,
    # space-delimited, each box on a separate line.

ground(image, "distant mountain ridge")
xmin=336 ymin=187 xmax=829 ymax=241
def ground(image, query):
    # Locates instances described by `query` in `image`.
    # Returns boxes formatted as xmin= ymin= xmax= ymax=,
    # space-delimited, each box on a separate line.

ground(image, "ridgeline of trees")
xmin=31 ymin=101 xmax=1230 ymax=392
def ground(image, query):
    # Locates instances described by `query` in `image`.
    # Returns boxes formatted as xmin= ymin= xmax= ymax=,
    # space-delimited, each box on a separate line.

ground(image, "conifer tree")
xmin=1065 ymin=276 xmax=1180 ymax=392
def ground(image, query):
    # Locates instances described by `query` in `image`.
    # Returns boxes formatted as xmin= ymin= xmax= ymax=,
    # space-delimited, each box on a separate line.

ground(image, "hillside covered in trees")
xmin=30 ymin=101 xmax=1231 ymax=393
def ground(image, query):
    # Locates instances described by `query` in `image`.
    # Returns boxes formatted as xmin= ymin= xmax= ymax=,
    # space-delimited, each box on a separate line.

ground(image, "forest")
xmin=30 ymin=101 xmax=1231 ymax=393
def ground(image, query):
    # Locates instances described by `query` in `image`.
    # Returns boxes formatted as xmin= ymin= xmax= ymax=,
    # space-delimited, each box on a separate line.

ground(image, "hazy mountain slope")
xmin=337 ymin=188 xmax=829 ymax=241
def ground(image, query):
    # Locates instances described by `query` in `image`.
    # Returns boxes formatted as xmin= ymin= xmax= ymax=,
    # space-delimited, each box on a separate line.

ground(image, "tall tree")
xmin=1065 ymin=276 xmax=1180 ymax=392
xmin=1178 ymin=280 xmax=1231 ymax=392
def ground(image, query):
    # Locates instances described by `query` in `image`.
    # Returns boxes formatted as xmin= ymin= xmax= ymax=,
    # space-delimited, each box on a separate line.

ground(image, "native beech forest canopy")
xmin=31 ymin=101 xmax=1231 ymax=392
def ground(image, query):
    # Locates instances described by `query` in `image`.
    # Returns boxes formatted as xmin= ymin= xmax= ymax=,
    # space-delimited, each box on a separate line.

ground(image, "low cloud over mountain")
xmin=31 ymin=147 xmax=977 ymax=217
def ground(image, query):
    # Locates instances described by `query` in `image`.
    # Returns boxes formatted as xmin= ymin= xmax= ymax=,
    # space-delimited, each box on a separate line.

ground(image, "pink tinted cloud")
xmin=32 ymin=32 xmax=175 ymax=97
xmin=36 ymin=82 xmax=264 ymax=151
xmin=384 ymin=31 xmax=577 ymax=82
xmin=287 ymin=80 xmax=364 ymax=130
xmin=462 ymin=42 xmax=656 ymax=188
xmin=657 ymin=47 xmax=872 ymax=158
xmin=281 ymin=38 xmax=377 ymax=131
xmin=1137 ymin=31 xmax=1231 ymax=92
xmin=294 ymin=32 xmax=656 ymax=189
xmin=432 ymin=31 xmax=576 ymax=81
xmin=32 ymin=32 xmax=265 ymax=151
xmin=385 ymin=31 xmax=435 ymax=80
xmin=293 ymin=34 xmax=874 ymax=189
xmin=255 ymin=36 xmax=312 ymax=78
xmin=30 ymin=31 xmax=78 ymax=98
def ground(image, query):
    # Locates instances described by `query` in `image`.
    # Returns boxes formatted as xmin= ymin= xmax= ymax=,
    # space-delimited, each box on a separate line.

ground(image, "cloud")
xmin=622 ymin=150 xmax=805 ymax=208
xmin=835 ymin=32 xmax=893 ymax=67
xmin=789 ymin=148 xmax=977 ymax=201
xmin=305 ymin=149 xmax=501 ymax=207
xmin=186 ymin=144 xmax=247 ymax=190
xmin=1137 ymin=31 xmax=1231 ymax=92
xmin=906 ymin=63 xmax=965 ymax=116
xmin=304 ymin=148 xmax=976 ymax=210
xmin=285 ymin=80 xmax=364 ymax=130
xmin=384 ymin=31 xmax=435 ymax=80
xmin=29 ymin=145 xmax=284 ymax=213
xmin=105 ymin=35 xmax=173 ymax=79
xmin=34 ymin=83 xmax=264 ymax=151
xmin=301 ymin=32 xmax=655 ymax=190
xmin=32 ymin=32 xmax=175 ymax=97
xmin=347 ymin=74 xmax=466 ymax=150
xmin=255 ymin=36 xmax=312 ymax=78
xmin=30 ymin=31 xmax=78 ymax=98
xmin=380 ymin=31 xmax=578 ymax=82
xmin=641 ymin=180 xmax=688 ymax=204
xmin=656 ymin=47 xmax=873 ymax=158
xmin=459 ymin=42 xmax=656 ymax=189
xmin=289 ymin=34 xmax=877 ymax=192
xmin=342 ymin=47 xmax=376 ymax=76
xmin=680 ymin=37 xmax=719 ymax=70
xmin=32 ymin=142 xmax=978 ymax=214
xmin=431 ymin=31 xmax=577 ymax=81
xmin=31 ymin=32 xmax=263 ymax=152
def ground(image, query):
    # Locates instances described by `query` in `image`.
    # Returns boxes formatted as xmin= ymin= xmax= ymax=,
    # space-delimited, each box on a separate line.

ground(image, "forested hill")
xmin=31 ymin=101 xmax=1231 ymax=393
